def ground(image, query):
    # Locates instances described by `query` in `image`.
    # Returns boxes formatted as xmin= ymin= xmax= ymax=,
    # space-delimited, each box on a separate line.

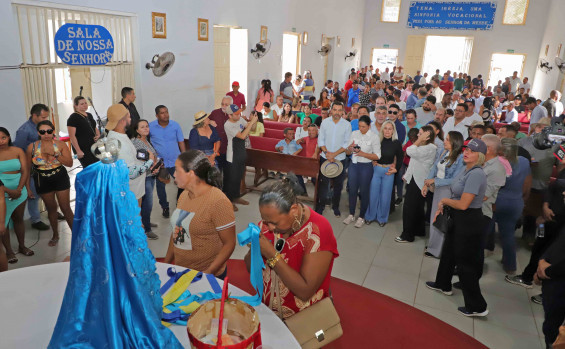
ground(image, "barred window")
xmin=502 ymin=0 xmax=529 ymax=25
xmin=381 ymin=0 xmax=401 ymax=23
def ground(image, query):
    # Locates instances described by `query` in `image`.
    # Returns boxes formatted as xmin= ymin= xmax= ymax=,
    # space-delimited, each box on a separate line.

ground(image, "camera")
xmin=533 ymin=117 xmax=565 ymax=160
xmin=136 ymin=148 xmax=150 ymax=161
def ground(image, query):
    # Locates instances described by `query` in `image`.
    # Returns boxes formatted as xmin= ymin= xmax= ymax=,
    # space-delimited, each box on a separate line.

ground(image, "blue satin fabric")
xmin=48 ymin=160 xmax=182 ymax=349
xmin=236 ymin=223 xmax=265 ymax=306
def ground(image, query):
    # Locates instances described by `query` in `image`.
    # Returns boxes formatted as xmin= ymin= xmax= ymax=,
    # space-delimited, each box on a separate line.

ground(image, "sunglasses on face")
xmin=38 ymin=129 xmax=54 ymax=135
xmin=388 ymin=110 xmax=398 ymax=115
xmin=275 ymin=238 xmax=286 ymax=252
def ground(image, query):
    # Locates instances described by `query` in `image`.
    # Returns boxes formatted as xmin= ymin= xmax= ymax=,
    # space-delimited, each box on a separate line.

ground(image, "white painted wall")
xmin=531 ymin=0 xmax=565 ymax=100
xmin=0 ymin=0 xmax=366 ymax=137
xmin=361 ymin=0 xmax=550 ymax=87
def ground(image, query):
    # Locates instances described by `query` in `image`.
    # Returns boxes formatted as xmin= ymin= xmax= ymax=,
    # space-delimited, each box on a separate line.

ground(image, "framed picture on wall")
xmin=352 ymin=38 xmax=355 ymax=48
xmin=545 ymin=44 xmax=550 ymax=56
xmin=321 ymin=34 xmax=326 ymax=46
xmin=337 ymin=36 xmax=341 ymax=47
xmin=260 ymin=26 xmax=268 ymax=43
xmin=152 ymin=12 xmax=166 ymax=39
xmin=303 ymin=32 xmax=308 ymax=45
xmin=558 ymin=44 xmax=563 ymax=57
xmin=198 ymin=18 xmax=209 ymax=41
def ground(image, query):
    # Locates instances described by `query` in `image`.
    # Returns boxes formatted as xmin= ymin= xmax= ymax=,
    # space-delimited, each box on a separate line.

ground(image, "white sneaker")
xmin=354 ymin=217 xmax=365 ymax=228
xmin=343 ymin=215 xmax=355 ymax=225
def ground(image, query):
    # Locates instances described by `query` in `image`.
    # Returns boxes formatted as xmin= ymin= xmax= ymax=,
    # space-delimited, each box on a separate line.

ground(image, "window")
xmin=381 ymin=0 xmax=401 ymax=23
xmin=370 ymin=48 xmax=398 ymax=73
xmin=502 ymin=0 xmax=529 ymax=25
xmin=421 ymin=36 xmax=473 ymax=77
xmin=282 ymin=33 xmax=300 ymax=80
xmin=487 ymin=53 xmax=526 ymax=88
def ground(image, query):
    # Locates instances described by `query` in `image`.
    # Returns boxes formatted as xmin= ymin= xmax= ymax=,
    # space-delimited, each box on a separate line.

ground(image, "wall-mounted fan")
xmin=318 ymin=44 xmax=332 ymax=56
xmin=145 ymin=52 xmax=175 ymax=77
xmin=555 ymin=57 xmax=565 ymax=74
xmin=539 ymin=58 xmax=553 ymax=73
xmin=251 ymin=40 xmax=271 ymax=59
xmin=345 ymin=49 xmax=357 ymax=61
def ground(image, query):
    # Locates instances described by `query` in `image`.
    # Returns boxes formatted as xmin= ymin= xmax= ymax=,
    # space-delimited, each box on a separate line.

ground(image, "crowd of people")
xmin=2 ymin=65 xmax=565 ymax=347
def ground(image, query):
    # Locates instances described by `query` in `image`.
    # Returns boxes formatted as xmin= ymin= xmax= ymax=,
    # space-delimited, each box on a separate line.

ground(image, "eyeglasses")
xmin=38 ymin=129 xmax=54 ymax=135
xmin=275 ymin=238 xmax=286 ymax=252
xmin=388 ymin=110 xmax=398 ymax=115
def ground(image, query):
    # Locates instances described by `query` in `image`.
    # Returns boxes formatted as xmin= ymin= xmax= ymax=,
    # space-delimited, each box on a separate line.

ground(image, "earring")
xmin=291 ymin=215 xmax=301 ymax=232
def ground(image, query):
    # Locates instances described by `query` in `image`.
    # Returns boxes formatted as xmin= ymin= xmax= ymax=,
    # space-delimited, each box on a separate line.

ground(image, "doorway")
xmin=487 ymin=53 xmax=526 ymax=88
xmin=370 ymin=48 xmax=398 ymax=74
xmin=421 ymin=36 xmax=474 ymax=77
xmin=282 ymin=33 xmax=301 ymax=80
xmin=213 ymin=26 xmax=248 ymax=109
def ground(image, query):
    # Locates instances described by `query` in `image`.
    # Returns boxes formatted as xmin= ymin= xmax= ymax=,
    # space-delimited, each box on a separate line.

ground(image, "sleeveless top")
xmin=32 ymin=141 xmax=63 ymax=170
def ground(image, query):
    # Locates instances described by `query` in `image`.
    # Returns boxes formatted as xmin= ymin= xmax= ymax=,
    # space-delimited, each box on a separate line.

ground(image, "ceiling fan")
xmin=345 ymin=49 xmax=357 ymax=61
xmin=539 ymin=58 xmax=553 ymax=73
xmin=250 ymin=39 xmax=271 ymax=60
xmin=145 ymin=52 xmax=176 ymax=77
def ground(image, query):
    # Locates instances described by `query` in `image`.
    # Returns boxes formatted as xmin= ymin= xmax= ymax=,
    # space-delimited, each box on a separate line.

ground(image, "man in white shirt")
xmin=415 ymin=96 xmax=436 ymax=125
xmin=471 ymin=88 xmax=485 ymax=114
xmin=465 ymin=99 xmax=483 ymax=123
xmin=381 ymin=68 xmax=391 ymax=82
xmin=272 ymin=95 xmax=284 ymax=116
xmin=449 ymin=91 xmax=462 ymax=110
xmin=556 ymin=91 xmax=564 ymax=116
xmin=509 ymin=71 xmax=522 ymax=94
xmin=105 ymin=104 xmax=154 ymax=201
xmin=317 ymin=101 xmax=352 ymax=216
xmin=419 ymin=72 xmax=428 ymax=85
xmin=431 ymin=78 xmax=444 ymax=102
xmin=505 ymin=102 xmax=518 ymax=123
xmin=443 ymin=103 xmax=473 ymax=139
xmin=519 ymin=77 xmax=531 ymax=94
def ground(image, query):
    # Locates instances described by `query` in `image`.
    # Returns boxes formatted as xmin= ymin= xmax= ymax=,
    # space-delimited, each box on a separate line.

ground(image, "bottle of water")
xmin=536 ymin=223 xmax=545 ymax=238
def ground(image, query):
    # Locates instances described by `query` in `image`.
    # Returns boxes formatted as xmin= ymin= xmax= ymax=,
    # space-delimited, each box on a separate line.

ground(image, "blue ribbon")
xmin=235 ymin=223 xmax=265 ymax=306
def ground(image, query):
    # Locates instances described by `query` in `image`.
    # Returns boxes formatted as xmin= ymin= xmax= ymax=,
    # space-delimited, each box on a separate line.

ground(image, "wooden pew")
xmin=263 ymin=128 xmax=285 ymax=139
xmin=264 ymin=120 xmax=295 ymax=130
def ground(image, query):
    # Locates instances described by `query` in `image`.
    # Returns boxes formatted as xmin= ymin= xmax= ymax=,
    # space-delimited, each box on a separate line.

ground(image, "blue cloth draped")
xmin=48 ymin=160 xmax=182 ymax=349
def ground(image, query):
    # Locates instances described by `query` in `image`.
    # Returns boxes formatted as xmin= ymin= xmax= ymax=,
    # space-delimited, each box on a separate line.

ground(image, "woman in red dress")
xmin=244 ymin=176 xmax=339 ymax=319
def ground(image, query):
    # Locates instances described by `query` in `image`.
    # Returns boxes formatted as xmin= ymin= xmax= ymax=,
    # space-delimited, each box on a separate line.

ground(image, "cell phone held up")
xmin=150 ymin=158 xmax=164 ymax=172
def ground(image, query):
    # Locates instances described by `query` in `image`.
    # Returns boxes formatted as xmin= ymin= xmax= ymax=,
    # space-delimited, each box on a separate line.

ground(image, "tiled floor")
xmin=4 ymin=165 xmax=547 ymax=349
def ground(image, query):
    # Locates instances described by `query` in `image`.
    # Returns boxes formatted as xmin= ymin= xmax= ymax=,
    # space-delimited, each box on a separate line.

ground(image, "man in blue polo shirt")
xmin=149 ymin=105 xmax=186 ymax=218
xmin=13 ymin=103 xmax=51 ymax=230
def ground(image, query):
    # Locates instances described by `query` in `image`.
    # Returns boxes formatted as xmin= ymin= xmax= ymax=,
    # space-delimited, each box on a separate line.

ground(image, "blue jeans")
xmin=347 ymin=162 xmax=373 ymax=218
xmin=27 ymin=177 xmax=41 ymax=223
xmin=141 ymin=176 xmax=156 ymax=232
xmin=365 ymin=165 xmax=395 ymax=223
xmin=156 ymin=167 xmax=176 ymax=210
xmin=494 ymin=199 xmax=524 ymax=272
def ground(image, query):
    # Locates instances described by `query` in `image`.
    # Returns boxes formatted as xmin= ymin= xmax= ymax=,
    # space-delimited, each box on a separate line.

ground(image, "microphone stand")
xmin=88 ymin=97 xmax=105 ymax=136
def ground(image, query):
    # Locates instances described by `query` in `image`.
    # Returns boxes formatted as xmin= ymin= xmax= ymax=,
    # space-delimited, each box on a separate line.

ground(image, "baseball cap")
xmin=232 ymin=81 xmax=240 ymax=87
xmin=465 ymin=98 xmax=475 ymax=105
xmin=226 ymin=104 xmax=240 ymax=114
xmin=464 ymin=138 xmax=487 ymax=154
xmin=105 ymin=104 xmax=129 ymax=131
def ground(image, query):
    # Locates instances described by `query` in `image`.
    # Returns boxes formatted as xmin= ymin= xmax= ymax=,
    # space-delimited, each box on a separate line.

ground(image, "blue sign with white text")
xmin=407 ymin=1 xmax=497 ymax=30
xmin=55 ymin=23 xmax=114 ymax=65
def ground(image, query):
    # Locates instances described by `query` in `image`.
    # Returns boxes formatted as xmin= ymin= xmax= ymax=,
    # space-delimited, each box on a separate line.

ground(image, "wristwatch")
xmin=267 ymin=252 xmax=282 ymax=268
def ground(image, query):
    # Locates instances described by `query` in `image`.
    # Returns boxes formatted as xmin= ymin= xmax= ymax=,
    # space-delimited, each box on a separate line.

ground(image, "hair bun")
xmin=283 ymin=172 xmax=305 ymax=196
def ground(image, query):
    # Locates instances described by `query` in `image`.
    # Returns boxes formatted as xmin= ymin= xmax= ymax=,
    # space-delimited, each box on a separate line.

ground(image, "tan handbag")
xmin=270 ymin=270 xmax=343 ymax=349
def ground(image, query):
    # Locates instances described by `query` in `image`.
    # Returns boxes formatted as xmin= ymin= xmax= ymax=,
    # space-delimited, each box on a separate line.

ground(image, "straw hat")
xmin=320 ymin=160 xmax=344 ymax=178
xmin=193 ymin=111 xmax=209 ymax=126
xmin=105 ymin=104 xmax=129 ymax=131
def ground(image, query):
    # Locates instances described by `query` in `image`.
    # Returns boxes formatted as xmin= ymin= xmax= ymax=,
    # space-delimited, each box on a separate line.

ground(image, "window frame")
xmin=380 ymin=0 xmax=402 ymax=23
xmin=502 ymin=0 xmax=530 ymax=26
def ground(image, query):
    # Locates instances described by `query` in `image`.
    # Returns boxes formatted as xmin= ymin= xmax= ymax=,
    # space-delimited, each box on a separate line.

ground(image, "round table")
xmin=0 ymin=262 xmax=300 ymax=348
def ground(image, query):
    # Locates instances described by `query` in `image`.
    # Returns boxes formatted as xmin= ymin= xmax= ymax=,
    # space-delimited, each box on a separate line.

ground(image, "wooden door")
xmin=403 ymin=35 xmax=426 ymax=77
xmin=214 ymin=27 xmax=230 ymax=108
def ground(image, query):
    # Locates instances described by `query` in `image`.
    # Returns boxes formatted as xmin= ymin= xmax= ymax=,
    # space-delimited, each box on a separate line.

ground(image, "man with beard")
xmin=415 ymin=95 xmax=436 ymax=125
xmin=209 ymin=96 xmax=232 ymax=171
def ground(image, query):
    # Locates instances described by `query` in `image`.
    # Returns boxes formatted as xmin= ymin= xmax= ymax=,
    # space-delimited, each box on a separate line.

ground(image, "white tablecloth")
xmin=0 ymin=262 xmax=300 ymax=348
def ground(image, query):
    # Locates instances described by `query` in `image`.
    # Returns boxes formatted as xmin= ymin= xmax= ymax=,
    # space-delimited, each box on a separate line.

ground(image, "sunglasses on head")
xmin=275 ymin=238 xmax=286 ymax=253
xmin=38 ymin=129 xmax=54 ymax=135
xmin=388 ymin=110 xmax=398 ymax=115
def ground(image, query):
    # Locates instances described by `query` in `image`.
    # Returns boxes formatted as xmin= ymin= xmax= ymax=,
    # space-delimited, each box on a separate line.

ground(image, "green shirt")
xmin=297 ymin=112 xmax=319 ymax=124
xmin=516 ymin=132 xmax=527 ymax=140
xmin=454 ymin=78 xmax=465 ymax=91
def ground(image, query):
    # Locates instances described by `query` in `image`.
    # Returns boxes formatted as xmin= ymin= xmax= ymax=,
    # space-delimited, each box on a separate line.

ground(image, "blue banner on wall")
xmin=407 ymin=1 xmax=497 ymax=30
xmin=55 ymin=23 xmax=114 ymax=65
